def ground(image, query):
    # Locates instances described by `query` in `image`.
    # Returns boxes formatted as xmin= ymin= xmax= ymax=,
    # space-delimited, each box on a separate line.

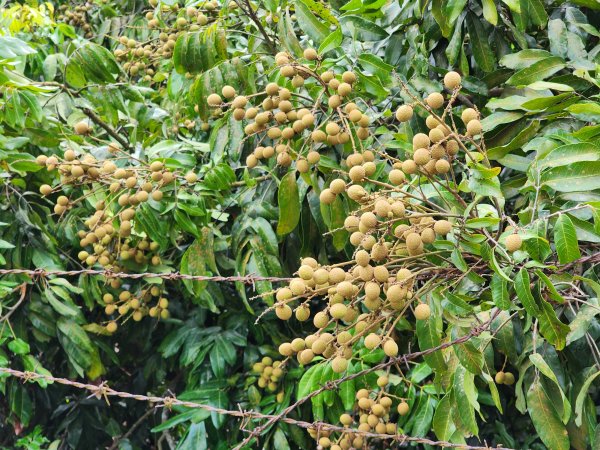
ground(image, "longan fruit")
xmin=313 ymin=311 xmax=329 ymax=328
xmin=433 ymin=220 xmax=452 ymax=235
xmin=429 ymin=127 xmax=445 ymax=143
xmin=414 ymin=303 xmax=431 ymax=320
xmin=275 ymin=304 xmax=293 ymax=320
xmin=299 ymin=349 xmax=314 ymax=365
xmin=435 ymin=159 xmax=451 ymax=174
xmin=397 ymin=401 xmax=410 ymax=416
xmin=504 ymin=372 xmax=515 ymax=385
xmin=327 ymin=94 xmax=341 ymax=109
xmin=495 ymin=371 xmax=505 ymax=384
xmin=364 ymin=333 xmax=381 ymax=349
xmin=389 ymin=169 xmax=405 ymax=185
xmin=444 ymin=71 xmax=462 ymax=89
xmin=395 ymin=105 xmax=413 ymax=122
xmin=412 ymin=133 xmax=430 ymax=150
xmin=338 ymin=82 xmax=352 ymax=96
xmin=222 ymin=85 xmax=236 ymax=99
xmin=303 ymin=47 xmax=318 ymax=60
xmin=40 ymin=184 xmax=53 ymax=195
xmin=505 ymin=234 xmax=522 ymax=252
xmin=349 ymin=165 xmax=366 ymax=182
xmin=331 ymin=356 xmax=348 ymax=373
xmin=279 ymin=342 xmax=293 ymax=356
xmin=321 ymin=71 xmax=334 ymax=83
xmin=426 ymin=92 xmax=444 ymax=109
xmin=326 ymin=122 xmax=340 ymax=136
xmin=340 ymin=413 xmax=353 ymax=426
xmin=413 ymin=148 xmax=431 ymax=166
xmin=74 ymin=121 xmax=90 ymax=135
xmin=319 ymin=189 xmax=336 ymax=205
xmin=106 ymin=321 xmax=118 ymax=333
xmin=342 ymin=71 xmax=357 ymax=84
xmin=348 ymin=109 xmax=362 ymax=123
xmin=207 ymin=93 xmax=222 ymax=106
xmin=295 ymin=305 xmax=310 ymax=322
xmin=461 ymin=107 xmax=478 ymax=124
xmin=383 ymin=339 xmax=399 ymax=357
xmin=466 ymin=119 xmax=483 ymax=136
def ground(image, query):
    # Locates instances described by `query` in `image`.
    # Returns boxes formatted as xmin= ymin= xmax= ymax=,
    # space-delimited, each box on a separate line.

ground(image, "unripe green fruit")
xmin=495 ymin=371 xmax=505 ymax=384
xmin=504 ymin=372 xmax=515 ymax=385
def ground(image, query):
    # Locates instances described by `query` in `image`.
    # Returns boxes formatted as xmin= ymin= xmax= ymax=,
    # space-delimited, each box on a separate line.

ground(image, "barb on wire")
xmin=0 ymin=366 xmax=513 ymax=450
xmin=0 ymin=268 xmax=291 ymax=284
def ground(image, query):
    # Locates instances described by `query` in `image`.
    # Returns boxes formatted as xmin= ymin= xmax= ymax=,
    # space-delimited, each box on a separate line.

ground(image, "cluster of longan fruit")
xmin=308 ymin=379 xmax=411 ymax=449
xmin=102 ymin=284 xmax=170 ymax=334
xmin=251 ymin=357 xmax=285 ymax=402
xmin=206 ymin=49 xmax=374 ymax=173
xmin=38 ymin=147 xmax=196 ymax=268
xmin=495 ymin=370 xmax=516 ymax=386
xmin=56 ymin=3 xmax=94 ymax=38
xmin=114 ymin=0 xmax=225 ymax=81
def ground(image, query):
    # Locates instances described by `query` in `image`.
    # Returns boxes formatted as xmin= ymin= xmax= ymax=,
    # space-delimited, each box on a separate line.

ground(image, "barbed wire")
xmin=0 ymin=365 xmax=512 ymax=450
xmin=0 ymin=268 xmax=291 ymax=284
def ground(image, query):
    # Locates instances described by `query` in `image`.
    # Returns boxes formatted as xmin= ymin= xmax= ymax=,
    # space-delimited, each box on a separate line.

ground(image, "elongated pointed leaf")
xmin=554 ymin=215 xmax=581 ymax=264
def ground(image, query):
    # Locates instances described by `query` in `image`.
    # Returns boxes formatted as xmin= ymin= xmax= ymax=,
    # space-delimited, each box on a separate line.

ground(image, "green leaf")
xmin=500 ymin=49 xmax=553 ymax=69
xmin=277 ymin=172 xmax=301 ymax=235
xmin=0 ymin=37 xmax=36 ymax=58
xmin=535 ymin=270 xmax=564 ymax=303
xmin=454 ymin=340 xmax=483 ymax=374
xmin=318 ymin=28 xmax=343 ymax=55
xmin=566 ymin=102 xmax=600 ymax=122
xmin=529 ymin=353 xmax=570 ymax=424
xmin=515 ymin=269 xmax=539 ymax=315
xmin=527 ymin=380 xmax=570 ymax=450
xmin=173 ymin=30 xmax=227 ymax=74
xmin=416 ymin=313 xmax=447 ymax=372
xmin=575 ymin=370 xmax=600 ymax=426
xmin=56 ymin=318 xmax=104 ymax=379
xmin=538 ymin=143 xmax=600 ymax=169
xmin=480 ymin=0 xmax=498 ymax=25
xmin=339 ymin=16 xmax=388 ymax=41
xmin=433 ymin=392 xmax=456 ymax=440
xmin=554 ymin=215 xmax=581 ymax=264
xmin=294 ymin=0 xmax=329 ymax=44
xmin=506 ymin=57 xmax=565 ymax=86
xmin=491 ymin=274 xmax=511 ymax=310
xmin=538 ymin=300 xmax=570 ymax=350
xmin=466 ymin=13 xmax=496 ymax=72
xmin=454 ymin=365 xmax=478 ymax=435
xmin=541 ymin=162 xmax=600 ymax=192
xmin=8 ymin=338 xmax=30 ymax=355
